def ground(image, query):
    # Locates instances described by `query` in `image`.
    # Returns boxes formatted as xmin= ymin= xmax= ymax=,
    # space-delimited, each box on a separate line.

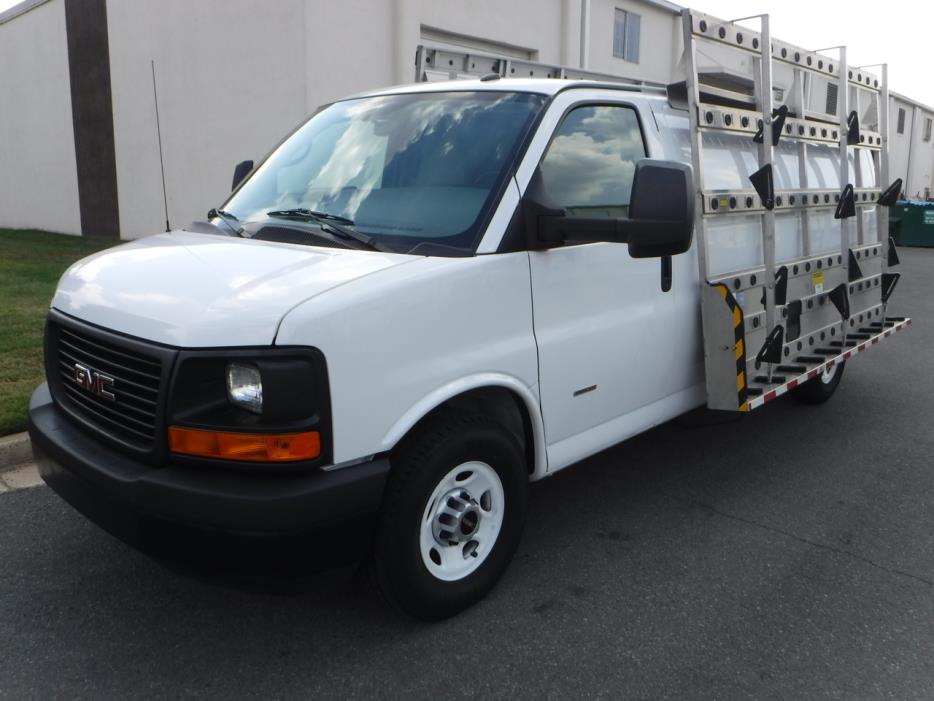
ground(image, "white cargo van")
xmin=29 ymin=10 xmax=909 ymax=618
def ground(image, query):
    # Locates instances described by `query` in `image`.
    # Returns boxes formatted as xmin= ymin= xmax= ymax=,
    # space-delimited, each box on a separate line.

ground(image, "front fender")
xmin=380 ymin=373 xmax=548 ymax=480
xmin=274 ymin=252 xmax=541 ymax=475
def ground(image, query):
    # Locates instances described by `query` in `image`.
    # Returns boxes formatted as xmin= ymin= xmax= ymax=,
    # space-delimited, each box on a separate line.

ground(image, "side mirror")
xmin=522 ymin=159 xmax=694 ymax=258
xmin=626 ymin=160 xmax=694 ymax=258
xmin=232 ymin=160 xmax=254 ymax=191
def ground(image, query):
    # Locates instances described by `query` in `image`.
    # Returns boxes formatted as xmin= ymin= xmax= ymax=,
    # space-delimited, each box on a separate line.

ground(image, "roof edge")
xmin=890 ymin=90 xmax=934 ymax=116
xmin=0 ymin=0 xmax=53 ymax=26
xmin=339 ymin=77 xmax=668 ymax=103
xmin=643 ymin=0 xmax=684 ymax=13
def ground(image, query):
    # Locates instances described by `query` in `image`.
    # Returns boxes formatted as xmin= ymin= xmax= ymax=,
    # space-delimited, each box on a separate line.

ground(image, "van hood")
xmin=52 ymin=230 xmax=417 ymax=347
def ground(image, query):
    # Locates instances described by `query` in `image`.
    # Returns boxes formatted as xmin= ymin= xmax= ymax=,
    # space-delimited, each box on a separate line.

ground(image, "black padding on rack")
xmin=755 ymin=324 xmax=785 ymax=369
xmin=879 ymin=178 xmax=902 ymax=207
xmin=785 ymin=299 xmax=802 ymax=342
xmin=749 ymin=164 xmax=775 ymax=210
xmin=774 ymin=265 xmax=788 ymax=306
xmin=753 ymin=105 xmax=789 ymax=146
xmin=881 ymin=272 xmax=900 ymax=303
xmin=771 ymin=105 xmax=788 ymax=146
xmin=835 ymin=184 xmax=856 ymax=219
xmin=828 ymin=283 xmax=850 ymax=320
xmin=848 ymin=249 xmax=863 ymax=282
xmin=888 ymin=237 xmax=900 ymax=267
xmin=846 ymin=110 xmax=860 ymax=145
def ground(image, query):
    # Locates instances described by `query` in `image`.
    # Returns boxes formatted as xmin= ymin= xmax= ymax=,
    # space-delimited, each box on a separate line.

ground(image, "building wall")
xmin=100 ymin=0 xmax=934 ymax=239
xmin=106 ymin=0 xmax=311 ymax=239
xmin=3 ymin=0 xmax=934 ymax=240
xmin=105 ymin=0 xmax=583 ymax=238
xmin=586 ymin=0 xmax=682 ymax=83
xmin=401 ymin=0 xmax=568 ymax=75
xmin=890 ymin=96 xmax=934 ymax=200
xmin=0 ymin=0 xmax=81 ymax=235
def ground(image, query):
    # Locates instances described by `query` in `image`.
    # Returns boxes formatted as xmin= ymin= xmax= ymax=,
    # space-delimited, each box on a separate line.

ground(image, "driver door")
xmin=528 ymin=102 xmax=687 ymax=468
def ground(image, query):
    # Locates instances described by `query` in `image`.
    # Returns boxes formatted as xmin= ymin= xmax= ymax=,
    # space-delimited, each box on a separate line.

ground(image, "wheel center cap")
xmin=432 ymin=489 xmax=482 ymax=546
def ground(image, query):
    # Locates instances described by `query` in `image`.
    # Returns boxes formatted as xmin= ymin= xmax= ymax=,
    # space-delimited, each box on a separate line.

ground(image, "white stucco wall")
xmin=106 ymin=0 xmax=312 ymax=239
xmin=889 ymin=96 xmax=934 ymax=200
xmin=401 ymin=0 xmax=569 ymax=73
xmin=0 ymin=0 xmax=81 ymax=234
xmin=3 ymin=0 xmax=933 ymax=240
xmin=105 ymin=0 xmax=606 ymax=238
xmin=587 ymin=0 xmax=681 ymax=83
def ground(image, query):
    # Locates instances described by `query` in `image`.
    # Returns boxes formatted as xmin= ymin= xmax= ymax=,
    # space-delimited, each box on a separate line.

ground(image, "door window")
xmin=539 ymin=105 xmax=646 ymax=218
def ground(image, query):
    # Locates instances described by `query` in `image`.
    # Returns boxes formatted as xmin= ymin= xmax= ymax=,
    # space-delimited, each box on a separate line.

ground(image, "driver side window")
xmin=539 ymin=104 xmax=646 ymax=218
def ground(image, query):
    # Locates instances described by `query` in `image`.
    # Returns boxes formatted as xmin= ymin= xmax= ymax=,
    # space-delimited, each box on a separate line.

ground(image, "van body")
xmin=28 ymin=78 xmax=866 ymax=618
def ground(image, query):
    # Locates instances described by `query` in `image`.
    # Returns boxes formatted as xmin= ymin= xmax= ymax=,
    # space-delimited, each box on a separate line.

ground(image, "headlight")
xmin=168 ymin=349 xmax=331 ymax=466
xmin=226 ymin=361 xmax=262 ymax=414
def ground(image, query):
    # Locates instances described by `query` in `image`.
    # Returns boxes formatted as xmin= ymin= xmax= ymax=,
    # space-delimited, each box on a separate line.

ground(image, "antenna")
xmin=151 ymin=60 xmax=171 ymax=232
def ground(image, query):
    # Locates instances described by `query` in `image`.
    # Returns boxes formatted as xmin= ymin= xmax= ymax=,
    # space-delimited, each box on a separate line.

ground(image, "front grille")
xmin=50 ymin=320 xmax=165 ymax=451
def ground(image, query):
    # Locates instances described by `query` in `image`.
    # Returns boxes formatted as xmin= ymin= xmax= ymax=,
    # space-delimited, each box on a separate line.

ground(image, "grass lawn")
xmin=0 ymin=229 xmax=118 ymax=436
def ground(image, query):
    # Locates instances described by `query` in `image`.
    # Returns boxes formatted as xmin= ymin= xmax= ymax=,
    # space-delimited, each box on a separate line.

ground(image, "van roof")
xmin=348 ymin=77 xmax=669 ymax=101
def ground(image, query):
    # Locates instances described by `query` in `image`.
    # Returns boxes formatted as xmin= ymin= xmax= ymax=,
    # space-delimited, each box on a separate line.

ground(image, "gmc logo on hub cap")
xmin=73 ymin=363 xmax=116 ymax=401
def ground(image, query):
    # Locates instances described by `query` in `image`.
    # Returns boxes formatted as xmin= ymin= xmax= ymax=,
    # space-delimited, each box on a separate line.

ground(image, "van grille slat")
xmin=50 ymin=320 xmax=166 ymax=451
xmin=60 ymin=383 xmax=156 ymax=436
xmin=56 ymin=359 xmax=158 ymax=415
xmin=59 ymin=326 xmax=161 ymax=371
xmin=57 ymin=369 xmax=158 ymax=422
xmin=58 ymin=337 xmax=161 ymax=387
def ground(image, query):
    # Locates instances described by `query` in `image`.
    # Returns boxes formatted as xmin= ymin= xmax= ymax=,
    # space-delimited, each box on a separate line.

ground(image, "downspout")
xmin=579 ymin=0 xmax=591 ymax=69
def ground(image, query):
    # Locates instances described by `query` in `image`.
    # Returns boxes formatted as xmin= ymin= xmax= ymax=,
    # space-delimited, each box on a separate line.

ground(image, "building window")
xmin=925 ymin=117 xmax=933 ymax=142
xmin=613 ymin=9 xmax=641 ymax=64
xmin=896 ymin=107 xmax=906 ymax=134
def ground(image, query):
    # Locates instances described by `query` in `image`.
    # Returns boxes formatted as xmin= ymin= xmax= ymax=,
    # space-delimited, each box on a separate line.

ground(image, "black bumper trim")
xmin=28 ymin=383 xmax=390 ymax=536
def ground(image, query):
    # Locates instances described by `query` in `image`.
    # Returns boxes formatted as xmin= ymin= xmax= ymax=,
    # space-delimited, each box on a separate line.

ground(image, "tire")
xmin=790 ymin=360 xmax=845 ymax=404
xmin=372 ymin=411 xmax=529 ymax=620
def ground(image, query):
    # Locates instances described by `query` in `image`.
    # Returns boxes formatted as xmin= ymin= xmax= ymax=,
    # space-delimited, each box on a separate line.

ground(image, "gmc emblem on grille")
xmin=73 ymin=363 xmax=116 ymax=401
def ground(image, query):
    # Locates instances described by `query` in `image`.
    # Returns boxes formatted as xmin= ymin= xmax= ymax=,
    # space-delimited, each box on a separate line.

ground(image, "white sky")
xmin=1 ymin=0 xmax=931 ymax=106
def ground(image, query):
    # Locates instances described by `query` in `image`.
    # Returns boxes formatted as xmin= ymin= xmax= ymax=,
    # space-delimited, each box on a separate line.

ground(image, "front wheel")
xmin=791 ymin=361 xmax=845 ymax=404
xmin=371 ymin=412 xmax=529 ymax=620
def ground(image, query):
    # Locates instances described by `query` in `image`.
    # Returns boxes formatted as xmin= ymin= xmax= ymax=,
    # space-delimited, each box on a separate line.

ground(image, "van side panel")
xmin=274 ymin=252 xmax=541 ymax=469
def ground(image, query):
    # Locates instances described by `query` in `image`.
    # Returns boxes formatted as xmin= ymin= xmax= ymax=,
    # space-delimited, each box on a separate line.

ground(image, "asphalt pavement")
xmin=1 ymin=248 xmax=932 ymax=700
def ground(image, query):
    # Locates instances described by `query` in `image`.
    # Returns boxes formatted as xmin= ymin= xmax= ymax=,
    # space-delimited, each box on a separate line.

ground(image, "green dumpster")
xmin=891 ymin=200 xmax=934 ymax=247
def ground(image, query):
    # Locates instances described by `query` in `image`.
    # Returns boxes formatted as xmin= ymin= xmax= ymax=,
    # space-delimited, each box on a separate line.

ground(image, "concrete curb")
xmin=0 ymin=432 xmax=32 ymax=471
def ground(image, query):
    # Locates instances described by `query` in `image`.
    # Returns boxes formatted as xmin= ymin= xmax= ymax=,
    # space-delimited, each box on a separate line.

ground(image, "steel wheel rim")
xmin=419 ymin=461 xmax=505 ymax=582
xmin=820 ymin=364 xmax=837 ymax=384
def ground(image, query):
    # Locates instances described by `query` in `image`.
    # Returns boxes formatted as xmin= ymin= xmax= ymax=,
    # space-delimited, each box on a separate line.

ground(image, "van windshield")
xmin=224 ymin=90 xmax=546 ymax=255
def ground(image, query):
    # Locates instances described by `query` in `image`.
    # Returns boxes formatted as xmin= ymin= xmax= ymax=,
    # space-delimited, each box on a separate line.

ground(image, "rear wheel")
xmin=791 ymin=361 xmax=845 ymax=404
xmin=372 ymin=412 xmax=528 ymax=620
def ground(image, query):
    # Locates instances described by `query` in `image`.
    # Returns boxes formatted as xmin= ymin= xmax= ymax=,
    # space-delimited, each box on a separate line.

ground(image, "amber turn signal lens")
xmin=168 ymin=427 xmax=320 ymax=462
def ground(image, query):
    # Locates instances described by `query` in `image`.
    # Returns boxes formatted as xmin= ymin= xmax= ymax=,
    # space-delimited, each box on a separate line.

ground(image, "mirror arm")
xmin=523 ymin=170 xmax=632 ymax=247
xmin=554 ymin=217 xmax=686 ymax=245
xmin=523 ymin=197 xmax=566 ymax=249
xmin=548 ymin=217 xmax=628 ymax=244
xmin=522 ymin=161 xmax=694 ymax=255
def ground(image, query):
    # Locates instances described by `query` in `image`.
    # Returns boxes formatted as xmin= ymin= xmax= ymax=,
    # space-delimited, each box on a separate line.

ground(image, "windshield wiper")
xmin=265 ymin=208 xmax=385 ymax=252
xmin=268 ymin=208 xmax=354 ymax=225
xmin=207 ymin=208 xmax=244 ymax=237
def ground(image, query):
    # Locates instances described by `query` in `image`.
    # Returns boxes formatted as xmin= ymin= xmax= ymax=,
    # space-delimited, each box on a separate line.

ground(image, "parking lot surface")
xmin=1 ymin=249 xmax=932 ymax=700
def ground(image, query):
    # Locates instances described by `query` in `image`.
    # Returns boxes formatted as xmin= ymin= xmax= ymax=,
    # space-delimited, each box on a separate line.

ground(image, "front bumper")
xmin=28 ymin=383 xmax=390 ymax=550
